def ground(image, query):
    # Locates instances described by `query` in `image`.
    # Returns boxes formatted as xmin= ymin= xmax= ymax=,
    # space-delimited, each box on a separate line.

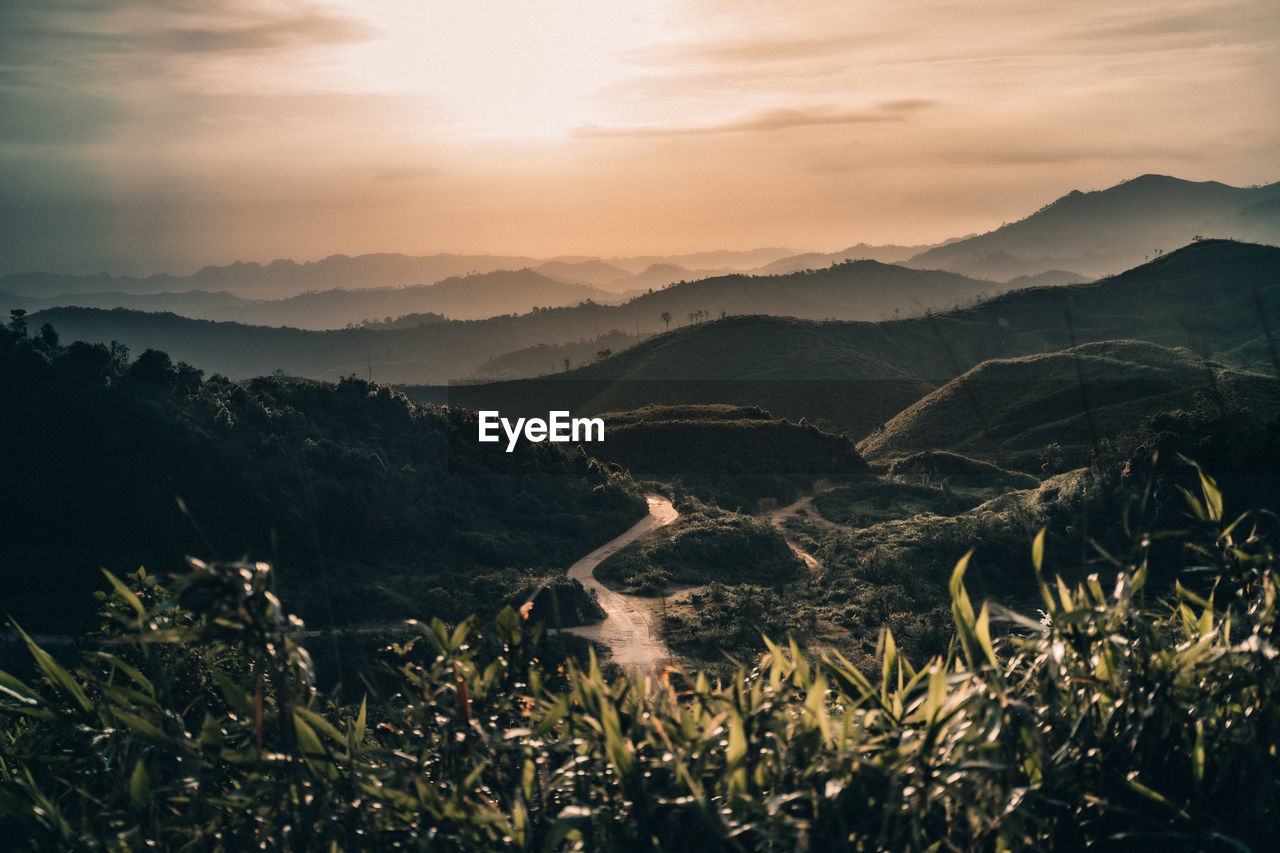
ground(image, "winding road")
xmin=564 ymin=495 xmax=679 ymax=673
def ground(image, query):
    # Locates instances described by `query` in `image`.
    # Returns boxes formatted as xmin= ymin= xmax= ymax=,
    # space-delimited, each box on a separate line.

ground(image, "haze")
xmin=2 ymin=0 xmax=1277 ymax=275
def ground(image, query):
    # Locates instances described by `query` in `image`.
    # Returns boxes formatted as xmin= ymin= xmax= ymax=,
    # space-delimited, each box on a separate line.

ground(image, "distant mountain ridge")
xmin=27 ymin=261 xmax=1002 ymax=382
xmin=4 ymin=269 xmax=618 ymax=330
xmin=907 ymin=174 xmax=1280 ymax=281
xmin=0 ymin=253 xmax=538 ymax=299
xmin=0 ymin=248 xmax=804 ymax=302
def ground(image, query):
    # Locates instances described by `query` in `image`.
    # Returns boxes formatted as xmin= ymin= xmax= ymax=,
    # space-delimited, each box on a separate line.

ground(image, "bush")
xmin=2 ymin=471 xmax=1279 ymax=850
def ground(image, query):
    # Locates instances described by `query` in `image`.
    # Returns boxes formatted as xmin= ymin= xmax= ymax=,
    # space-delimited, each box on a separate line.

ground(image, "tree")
xmin=37 ymin=322 xmax=58 ymax=349
xmin=8 ymin=308 xmax=27 ymax=337
xmin=563 ymin=357 xmax=570 ymax=372
xmin=661 ymin=311 xmax=672 ymax=332
xmin=175 ymin=361 xmax=204 ymax=392
xmin=131 ymin=348 xmax=176 ymax=386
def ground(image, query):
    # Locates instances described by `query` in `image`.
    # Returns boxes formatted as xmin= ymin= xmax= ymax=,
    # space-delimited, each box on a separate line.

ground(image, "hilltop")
xmin=908 ymin=175 xmax=1280 ymax=280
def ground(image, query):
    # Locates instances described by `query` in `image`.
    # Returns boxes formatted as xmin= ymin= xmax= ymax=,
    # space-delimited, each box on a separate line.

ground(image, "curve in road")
xmin=565 ymin=494 xmax=678 ymax=673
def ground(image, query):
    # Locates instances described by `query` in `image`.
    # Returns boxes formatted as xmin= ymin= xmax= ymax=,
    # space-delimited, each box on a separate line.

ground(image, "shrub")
xmin=2 ymin=470 xmax=1278 ymax=850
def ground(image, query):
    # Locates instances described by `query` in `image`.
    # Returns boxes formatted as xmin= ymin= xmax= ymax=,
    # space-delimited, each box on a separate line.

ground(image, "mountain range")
xmin=27 ymin=261 xmax=1003 ymax=383
xmin=904 ymin=174 xmax=1280 ymax=281
xmin=6 ymin=269 xmax=620 ymax=331
xmin=421 ymin=239 xmax=1280 ymax=446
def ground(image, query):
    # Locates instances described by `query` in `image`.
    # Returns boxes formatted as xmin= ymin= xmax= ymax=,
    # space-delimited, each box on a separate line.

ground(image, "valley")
xmin=5 ymin=177 xmax=1280 ymax=850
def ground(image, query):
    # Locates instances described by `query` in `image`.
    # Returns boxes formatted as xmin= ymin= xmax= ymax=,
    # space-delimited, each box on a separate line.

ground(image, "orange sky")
xmin=2 ymin=0 xmax=1277 ymax=274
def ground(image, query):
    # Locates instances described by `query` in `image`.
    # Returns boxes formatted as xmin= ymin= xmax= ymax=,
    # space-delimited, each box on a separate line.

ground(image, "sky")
xmin=1 ymin=0 xmax=1277 ymax=275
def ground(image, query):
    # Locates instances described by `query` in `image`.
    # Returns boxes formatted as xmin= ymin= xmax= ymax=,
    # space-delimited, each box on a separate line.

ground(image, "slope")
xmin=857 ymin=340 xmax=1280 ymax=471
xmin=0 ymin=329 xmax=646 ymax=634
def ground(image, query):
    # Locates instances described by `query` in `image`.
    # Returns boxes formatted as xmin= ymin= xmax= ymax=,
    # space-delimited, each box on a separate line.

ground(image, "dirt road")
xmin=565 ymin=495 xmax=679 ymax=673
xmin=766 ymin=490 xmax=838 ymax=571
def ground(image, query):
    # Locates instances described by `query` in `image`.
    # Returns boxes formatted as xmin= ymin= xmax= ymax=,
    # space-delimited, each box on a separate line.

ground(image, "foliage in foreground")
xmin=3 ymin=473 xmax=1280 ymax=851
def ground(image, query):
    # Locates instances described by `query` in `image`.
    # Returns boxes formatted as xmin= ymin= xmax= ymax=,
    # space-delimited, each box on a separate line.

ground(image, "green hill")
xmin=858 ymin=340 xmax=1280 ymax=471
xmin=585 ymin=404 xmax=871 ymax=507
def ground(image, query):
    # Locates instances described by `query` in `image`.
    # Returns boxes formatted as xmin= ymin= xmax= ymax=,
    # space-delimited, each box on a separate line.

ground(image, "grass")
xmin=3 ymin=468 xmax=1278 ymax=850
xmin=594 ymin=496 xmax=803 ymax=596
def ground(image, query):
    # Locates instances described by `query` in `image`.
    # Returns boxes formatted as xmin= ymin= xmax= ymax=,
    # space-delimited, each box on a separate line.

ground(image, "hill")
xmin=422 ymin=240 xmax=1280 ymax=436
xmin=0 ymin=327 xmax=645 ymax=634
xmin=908 ymin=175 xmax=1280 ymax=280
xmin=584 ymin=404 xmax=872 ymax=507
xmin=857 ymin=340 xmax=1280 ymax=472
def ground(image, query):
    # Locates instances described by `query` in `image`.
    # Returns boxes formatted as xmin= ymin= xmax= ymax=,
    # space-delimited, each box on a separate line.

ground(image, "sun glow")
xmin=343 ymin=1 xmax=671 ymax=139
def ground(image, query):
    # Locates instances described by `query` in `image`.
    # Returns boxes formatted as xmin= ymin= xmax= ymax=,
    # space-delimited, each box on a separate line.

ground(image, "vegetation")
xmin=472 ymin=330 xmax=638 ymax=381
xmin=3 ymin=471 xmax=1279 ymax=850
xmin=588 ymin=404 xmax=870 ymax=508
xmin=595 ymin=496 xmax=803 ymax=596
xmin=858 ymin=340 xmax=1280 ymax=472
xmin=0 ymin=325 xmax=645 ymax=634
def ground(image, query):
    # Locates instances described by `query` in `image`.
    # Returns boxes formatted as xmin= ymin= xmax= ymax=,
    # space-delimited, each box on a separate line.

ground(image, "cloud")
xmin=574 ymin=99 xmax=936 ymax=138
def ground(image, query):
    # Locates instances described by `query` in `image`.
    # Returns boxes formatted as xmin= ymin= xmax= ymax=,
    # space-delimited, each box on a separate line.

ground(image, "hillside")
xmin=423 ymin=240 xmax=1280 ymax=437
xmin=857 ymin=340 xmax=1280 ymax=472
xmin=0 ymin=328 xmax=646 ymax=634
xmin=585 ymin=404 xmax=872 ymax=507
xmin=908 ymin=175 xmax=1280 ymax=280
xmin=25 ymin=261 xmax=1003 ymax=383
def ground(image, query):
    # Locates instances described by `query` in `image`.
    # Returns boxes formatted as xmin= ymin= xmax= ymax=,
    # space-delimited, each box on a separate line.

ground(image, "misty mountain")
xmin=907 ymin=175 xmax=1280 ymax=281
xmin=617 ymin=260 xmax=1000 ymax=325
xmin=1 ymin=248 xmax=800 ymax=303
xmin=751 ymin=242 xmax=942 ymax=276
xmin=226 ymin=269 xmax=619 ymax=326
xmin=534 ymin=259 xmax=635 ymax=288
xmin=1 ymin=288 xmax=253 ymax=318
xmin=602 ymin=248 xmax=797 ymax=275
xmin=7 ymin=270 xmax=618 ymax=331
xmin=0 ymin=253 xmax=543 ymax=300
xmin=422 ymin=240 xmax=1280 ymax=437
xmin=27 ymin=261 xmax=1004 ymax=382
